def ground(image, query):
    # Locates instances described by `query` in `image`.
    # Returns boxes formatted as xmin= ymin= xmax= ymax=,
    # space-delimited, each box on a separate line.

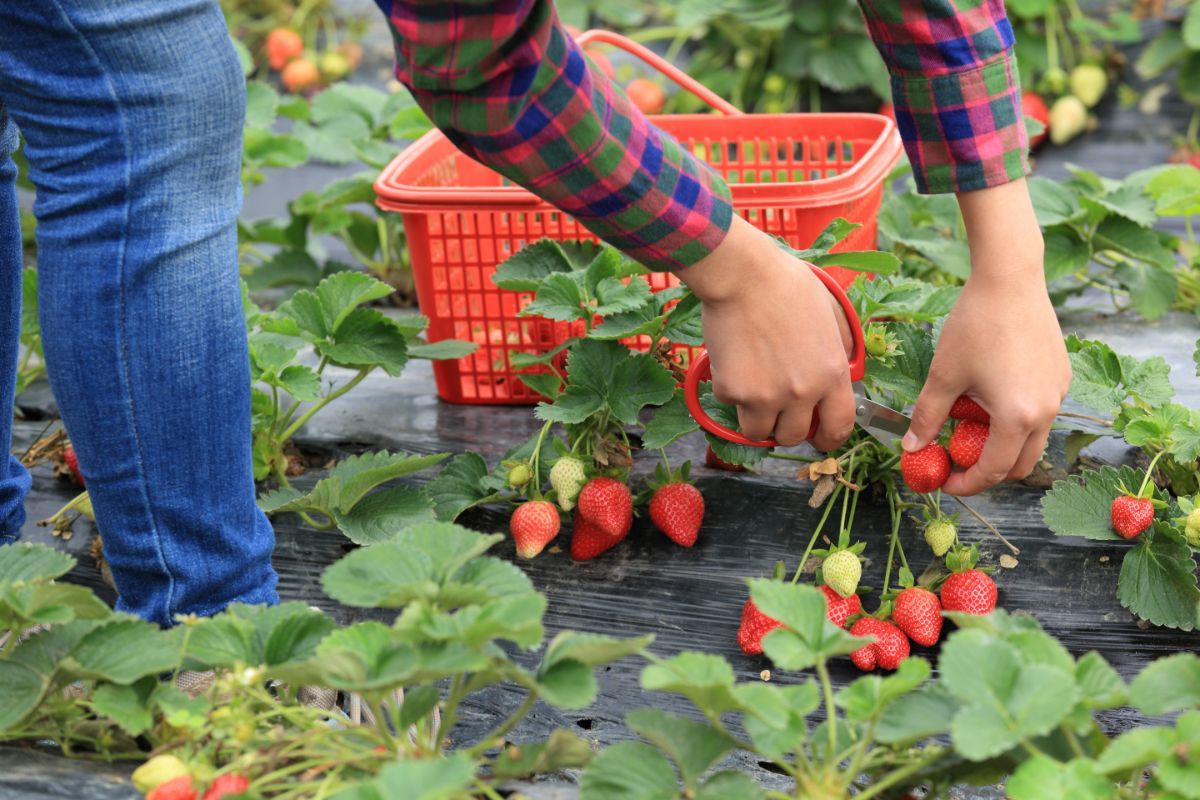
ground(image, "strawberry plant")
xmin=221 ymin=0 xmax=369 ymax=88
xmin=244 ymin=270 xmax=473 ymax=485
xmin=1135 ymin=0 xmax=1200 ymax=158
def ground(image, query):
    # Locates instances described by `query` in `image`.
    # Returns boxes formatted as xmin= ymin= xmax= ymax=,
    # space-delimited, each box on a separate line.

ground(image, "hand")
xmin=676 ymin=216 xmax=856 ymax=451
xmin=901 ymin=179 xmax=1071 ymax=496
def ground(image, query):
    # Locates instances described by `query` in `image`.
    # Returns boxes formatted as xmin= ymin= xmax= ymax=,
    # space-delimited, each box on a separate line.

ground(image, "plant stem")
xmin=466 ymin=691 xmax=537 ymax=757
xmin=1057 ymin=410 xmax=1114 ymax=427
xmin=855 ymin=748 xmax=947 ymax=800
xmin=952 ymin=496 xmax=1020 ymax=555
xmin=1188 ymin=107 xmax=1200 ymax=146
xmin=790 ymin=484 xmax=844 ymax=584
xmin=815 ymin=659 xmax=838 ymax=770
xmin=882 ymin=484 xmax=903 ymax=595
xmin=279 ymin=368 xmax=371 ymax=442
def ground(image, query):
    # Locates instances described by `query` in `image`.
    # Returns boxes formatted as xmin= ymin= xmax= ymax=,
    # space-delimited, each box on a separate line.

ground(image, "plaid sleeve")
xmin=373 ymin=0 xmax=733 ymax=270
xmin=858 ymin=0 xmax=1029 ymax=194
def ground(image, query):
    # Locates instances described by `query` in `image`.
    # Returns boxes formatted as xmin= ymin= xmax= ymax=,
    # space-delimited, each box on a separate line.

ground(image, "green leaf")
xmin=593 ymin=276 xmax=654 ymax=317
xmin=875 ymin=683 xmax=957 ymax=745
xmin=333 ymin=487 xmax=437 ymax=545
xmin=245 ymin=81 xmax=279 ymax=128
xmin=492 ymin=729 xmax=594 ymax=780
xmin=318 ymin=309 xmax=409 ymax=374
xmin=311 ymin=84 xmax=388 ymax=127
xmin=1094 ymin=216 xmax=1176 ymax=271
xmin=941 ymin=630 xmax=1079 ymax=760
xmin=370 ymin=753 xmax=475 ymax=800
xmin=1118 ymin=524 xmax=1200 ymax=631
xmin=0 ymin=543 xmax=75 ymax=585
xmin=1074 ymin=651 xmax=1127 ymax=710
xmin=662 ymin=292 xmax=703 ymax=345
xmin=243 ymin=128 xmax=308 ymax=168
xmin=579 ymin=741 xmax=677 ymax=800
xmin=90 ymin=678 xmax=156 ymax=736
xmin=1087 ymin=183 xmax=1159 ymax=228
xmin=1130 ymin=652 xmax=1200 ymax=715
xmin=626 ymin=709 xmax=736 ymax=790
xmin=0 ymin=661 xmax=47 ymax=730
xmin=590 ymin=305 xmax=662 ymax=341
xmin=699 ymin=385 xmax=769 ymax=468
xmin=864 ymin=324 xmax=933 ymax=406
xmin=1114 ymin=259 xmax=1178 ymax=321
xmin=1067 ymin=342 xmax=1125 ymax=413
xmin=1096 ymin=726 xmax=1174 ymax=774
xmin=522 ymin=272 xmax=587 ymax=322
xmin=493 ymin=239 xmax=602 ymax=291
xmin=426 ymin=453 xmax=494 ymax=522
xmin=336 ymin=451 xmax=449 ymax=510
xmin=1185 ymin=0 xmax=1200 ymax=49
xmin=640 ymin=651 xmax=740 ymax=717
xmin=537 ymin=659 xmax=597 ymax=709
xmin=316 ymin=271 xmax=396 ymax=333
xmin=810 ymin=250 xmax=900 ymax=275
xmin=1137 ymin=28 xmax=1188 ymax=78
xmin=69 ymin=619 xmax=183 ymax=683
xmin=277 ymin=365 xmax=321 ymax=402
xmin=1006 ymin=756 xmax=1113 ymax=800
xmin=1043 ymin=226 xmax=1092 ymax=282
xmin=5 ymin=582 xmax=111 ymax=626
xmin=837 ymin=657 xmax=932 ymax=722
xmin=321 ymin=545 xmax=437 ymax=608
xmin=1146 ymin=164 xmax=1200 ymax=217
xmin=1120 ymin=354 xmax=1175 ymax=408
xmin=407 ymin=340 xmax=477 ymax=360
xmin=543 ymin=632 xmax=652 ymax=669
xmin=293 ymin=116 xmax=371 ymax=165
xmin=641 ymin=391 xmax=701 ymax=450
xmin=152 ymin=683 xmax=210 ymax=731
xmin=536 ymin=341 xmax=674 ymax=426
xmin=1029 ymin=177 xmax=1083 ymax=227
xmin=751 ymin=580 xmax=862 ymax=668
xmin=696 ymin=771 xmax=766 ymax=800
xmin=1041 ymin=465 xmax=1148 ymax=541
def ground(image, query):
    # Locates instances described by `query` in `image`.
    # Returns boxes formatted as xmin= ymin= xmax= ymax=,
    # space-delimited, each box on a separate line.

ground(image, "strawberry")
xmin=1069 ymin=63 xmax=1108 ymax=108
xmin=1022 ymin=91 xmax=1050 ymax=149
xmin=737 ymin=598 xmax=782 ymax=656
xmin=265 ymin=28 xmax=304 ymax=71
xmin=1185 ymin=508 xmax=1200 ymax=548
xmin=576 ymin=477 xmax=632 ymax=538
xmin=849 ymin=617 xmax=910 ymax=672
xmin=506 ymin=462 xmax=531 ymax=488
xmin=570 ymin=512 xmax=624 ymax=561
xmin=282 ymin=58 xmax=320 ymax=93
xmin=705 ymin=446 xmax=747 ymax=473
xmin=147 ymin=776 xmax=197 ymax=800
xmin=202 ymin=775 xmax=250 ymax=800
xmin=63 ymin=446 xmax=84 ymax=486
xmin=1111 ymin=495 xmax=1154 ymax=540
xmin=550 ymin=456 xmax=587 ymax=511
xmin=318 ymin=50 xmax=351 ymax=82
xmin=821 ymin=584 xmax=862 ymax=628
xmin=649 ymin=482 xmax=704 ymax=547
xmin=1049 ymin=95 xmax=1088 ymax=145
xmin=924 ymin=518 xmax=956 ymax=557
xmin=627 ymin=78 xmax=665 ymax=114
xmin=949 ymin=396 xmax=990 ymax=424
xmin=822 ymin=550 xmax=862 ymax=598
xmin=900 ymin=443 xmax=950 ymax=494
xmin=132 ymin=755 xmax=190 ymax=794
xmin=510 ymin=501 xmax=561 ymax=559
xmin=892 ymin=587 xmax=943 ymax=647
xmin=948 ymin=420 xmax=989 ymax=469
xmin=940 ymin=569 xmax=997 ymax=616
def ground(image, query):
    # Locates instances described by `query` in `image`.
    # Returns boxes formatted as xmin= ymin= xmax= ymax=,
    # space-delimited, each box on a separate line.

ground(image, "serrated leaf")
xmin=579 ymin=741 xmax=677 ymax=800
xmin=663 ymin=292 xmax=703 ymax=345
xmin=0 ymin=661 xmax=47 ymax=730
xmin=90 ymin=678 xmax=156 ymax=736
xmin=293 ymin=116 xmax=370 ymax=165
xmin=245 ymin=81 xmax=279 ymax=128
xmin=334 ymin=487 xmax=437 ymax=545
xmin=277 ymin=365 xmax=321 ymax=401
xmin=1120 ymin=354 xmax=1175 ymax=407
xmin=641 ymin=391 xmax=701 ymax=450
xmin=367 ymin=753 xmax=475 ymax=800
xmin=535 ymin=340 xmax=674 ymax=426
xmin=493 ymin=239 xmax=601 ymax=291
xmin=864 ymin=324 xmax=933 ymax=405
xmin=69 ymin=619 xmax=183 ymax=683
xmin=593 ymin=276 xmax=653 ymax=317
xmin=1095 ymin=216 xmax=1176 ymax=271
xmin=1115 ymin=259 xmax=1178 ymax=321
xmin=640 ymin=651 xmax=740 ymax=718
xmin=243 ymin=128 xmax=308 ymax=168
xmin=311 ymin=83 xmax=387 ymax=127
xmin=426 ymin=453 xmax=494 ymax=522
xmin=1068 ymin=342 xmax=1126 ymax=413
xmin=1118 ymin=524 xmax=1200 ymax=631
xmin=626 ymin=709 xmax=736 ymax=790
xmin=1041 ymin=465 xmax=1149 ymax=541
xmin=1129 ymin=652 xmax=1200 ymax=715
xmin=0 ymin=543 xmax=75 ymax=585
xmin=696 ymin=771 xmax=766 ymax=800
xmin=1074 ymin=651 xmax=1127 ymax=710
xmin=837 ymin=657 xmax=932 ymax=722
xmin=1006 ymin=756 xmax=1113 ymax=800
xmin=810 ymin=250 xmax=900 ymax=275
xmin=522 ymin=272 xmax=587 ymax=322
xmin=751 ymin=580 xmax=862 ymax=668
xmin=1043 ymin=226 xmax=1092 ymax=281
xmin=1029 ymin=177 xmax=1083 ymax=227
xmin=698 ymin=384 xmax=770 ymax=467
xmin=537 ymin=659 xmax=596 ymax=709
xmin=1089 ymin=183 xmax=1159 ymax=228
xmin=875 ymin=683 xmax=957 ymax=745
xmin=407 ymin=339 xmax=477 ymax=360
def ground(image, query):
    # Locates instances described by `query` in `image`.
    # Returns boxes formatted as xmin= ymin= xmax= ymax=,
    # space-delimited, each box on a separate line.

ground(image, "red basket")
xmin=375 ymin=30 xmax=903 ymax=405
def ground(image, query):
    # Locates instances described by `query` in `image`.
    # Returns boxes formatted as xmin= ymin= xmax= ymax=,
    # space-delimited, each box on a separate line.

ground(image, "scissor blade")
xmin=852 ymin=385 xmax=911 ymax=448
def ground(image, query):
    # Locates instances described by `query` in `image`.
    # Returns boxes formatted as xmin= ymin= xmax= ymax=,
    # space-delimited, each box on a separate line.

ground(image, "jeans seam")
xmin=47 ymin=0 xmax=181 ymax=621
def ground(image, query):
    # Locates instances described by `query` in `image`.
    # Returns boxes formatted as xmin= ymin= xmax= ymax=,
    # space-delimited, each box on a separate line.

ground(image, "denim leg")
xmin=0 ymin=0 xmax=278 ymax=625
xmin=0 ymin=110 xmax=33 ymax=543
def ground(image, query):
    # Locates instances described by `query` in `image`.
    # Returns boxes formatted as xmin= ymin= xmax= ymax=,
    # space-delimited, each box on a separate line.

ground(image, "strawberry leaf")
xmin=640 ymin=652 xmax=741 ymax=717
xmin=0 ymin=543 xmax=75 ymax=585
xmin=751 ymin=580 xmax=862 ymax=668
xmin=590 ymin=304 xmax=662 ymax=340
xmin=642 ymin=391 xmax=701 ymax=450
xmin=1040 ymin=465 xmax=1152 ymax=541
xmin=520 ymin=272 xmax=587 ymax=322
xmin=863 ymin=324 xmax=933 ymax=406
xmin=1005 ymin=755 xmax=1113 ymax=800
xmin=491 ymin=729 xmax=594 ymax=780
xmin=90 ymin=679 xmax=156 ymax=737
xmin=579 ymin=742 xmax=678 ymax=800
xmin=662 ymin=292 xmax=703 ymax=345
xmin=492 ymin=239 xmax=601 ymax=292
xmin=1129 ymin=652 xmax=1200 ymax=715
xmin=333 ymin=487 xmax=437 ymax=545
xmin=810 ymin=250 xmax=900 ymax=275
xmin=625 ymin=709 xmax=736 ymax=791
xmin=1067 ymin=339 xmax=1126 ymax=413
xmin=406 ymin=340 xmax=477 ymax=360
xmin=1117 ymin=523 xmax=1200 ymax=631
xmin=535 ymin=340 xmax=675 ymax=426
xmin=592 ymin=276 xmax=654 ymax=317
xmin=316 ymin=309 xmax=409 ymax=375
xmin=426 ymin=452 xmax=495 ymax=522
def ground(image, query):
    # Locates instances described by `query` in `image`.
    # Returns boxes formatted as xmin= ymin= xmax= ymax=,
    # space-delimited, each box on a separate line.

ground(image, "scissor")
xmin=683 ymin=263 xmax=913 ymax=449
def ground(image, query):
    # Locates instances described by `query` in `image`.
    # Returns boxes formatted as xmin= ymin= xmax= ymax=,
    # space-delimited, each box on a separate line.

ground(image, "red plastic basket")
xmin=375 ymin=30 xmax=903 ymax=405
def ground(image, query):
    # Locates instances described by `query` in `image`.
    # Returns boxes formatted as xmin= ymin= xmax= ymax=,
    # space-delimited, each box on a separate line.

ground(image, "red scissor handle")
xmin=683 ymin=263 xmax=866 ymax=448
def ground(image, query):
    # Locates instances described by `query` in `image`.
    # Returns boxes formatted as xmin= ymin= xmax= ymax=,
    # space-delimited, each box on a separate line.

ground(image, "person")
xmin=0 ymin=0 xmax=1068 ymax=628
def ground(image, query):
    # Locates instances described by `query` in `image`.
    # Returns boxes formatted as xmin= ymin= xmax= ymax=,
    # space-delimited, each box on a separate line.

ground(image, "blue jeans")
xmin=0 ymin=0 xmax=279 ymax=626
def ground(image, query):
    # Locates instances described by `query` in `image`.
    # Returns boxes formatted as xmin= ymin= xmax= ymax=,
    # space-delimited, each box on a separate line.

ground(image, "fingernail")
xmin=901 ymin=432 xmax=919 ymax=452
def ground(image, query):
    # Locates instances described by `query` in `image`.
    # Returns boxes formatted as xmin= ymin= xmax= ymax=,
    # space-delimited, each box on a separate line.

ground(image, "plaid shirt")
xmin=375 ymin=0 xmax=1028 ymax=270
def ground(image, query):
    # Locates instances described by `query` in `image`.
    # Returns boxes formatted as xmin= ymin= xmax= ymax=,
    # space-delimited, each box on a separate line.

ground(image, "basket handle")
xmin=574 ymin=29 xmax=742 ymax=117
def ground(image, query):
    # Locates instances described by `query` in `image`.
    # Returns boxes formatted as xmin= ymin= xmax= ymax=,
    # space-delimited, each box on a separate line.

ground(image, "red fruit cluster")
xmin=202 ymin=774 xmax=250 ymax=800
xmin=738 ymin=585 xmax=862 ymax=656
xmin=571 ymin=477 xmax=633 ymax=561
xmin=900 ymin=396 xmax=991 ymax=493
xmin=849 ymin=617 xmax=909 ymax=671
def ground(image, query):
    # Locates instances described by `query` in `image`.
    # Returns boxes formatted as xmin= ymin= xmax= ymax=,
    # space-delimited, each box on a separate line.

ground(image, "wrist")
xmin=676 ymin=216 xmax=786 ymax=305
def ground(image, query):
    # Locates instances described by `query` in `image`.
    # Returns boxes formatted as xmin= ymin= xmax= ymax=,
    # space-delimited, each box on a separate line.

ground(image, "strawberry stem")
xmin=1135 ymin=450 xmax=1166 ymax=499
xmin=790 ymin=484 xmax=843 ymax=585
xmin=659 ymin=448 xmax=671 ymax=476
xmin=528 ymin=420 xmax=554 ymax=497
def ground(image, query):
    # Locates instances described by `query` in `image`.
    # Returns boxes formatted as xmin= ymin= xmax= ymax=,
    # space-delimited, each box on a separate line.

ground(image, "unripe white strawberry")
xmin=550 ymin=456 xmax=587 ymax=512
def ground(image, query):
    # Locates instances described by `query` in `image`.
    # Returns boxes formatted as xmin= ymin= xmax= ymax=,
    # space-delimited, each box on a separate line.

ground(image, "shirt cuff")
xmin=890 ymin=51 xmax=1030 ymax=195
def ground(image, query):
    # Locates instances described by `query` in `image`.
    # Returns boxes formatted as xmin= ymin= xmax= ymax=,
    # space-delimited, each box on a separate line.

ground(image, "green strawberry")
xmin=924 ymin=518 xmax=956 ymax=557
xmin=1186 ymin=508 xmax=1200 ymax=548
xmin=550 ymin=456 xmax=587 ymax=511
xmin=822 ymin=550 xmax=862 ymax=599
xmin=507 ymin=463 xmax=531 ymax=488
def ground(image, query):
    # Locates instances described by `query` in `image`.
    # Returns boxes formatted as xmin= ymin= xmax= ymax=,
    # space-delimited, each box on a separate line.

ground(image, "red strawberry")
xmin=63 ymin=446 xmax=84 ymax=486
xmin=821 ymin=584 xmax=862 ymax=629
xmin=1111 ymin=495 xmax=1154 ymax=539
xmin=940 ymin=570 xmax=997 ymax=616
xmin=649 ymin=482 xmax=704 ymax=547
xmin=705 ymin=446 xmax=747 ymax=473
xmin=1022 ymin=91 xmax=1050 ymax=149
xmin=570 ymin=512 xmax=623 ymax=561
xmin=202 ymin=775 xmax=250 ymax=800
xmin=949 ymin=396 xmax=990 ymax=424
xmin=737 ymin=598 xmax=782 ymax=656
xmin=900 ymin=443 xmax=951 ymax=494
xmin=892 ymin=587 xmax=943 ymax=647
xmin=148 ymin=776 xmax=197 ymax=800
xmin=1190 ymin=152 xmax=1200 ymax=170
xmin=948 ymin=420 xmax=989 ymax=469
xmin=510 ymin=501 xmax=561 ymax=559
xmin=576 ymin=477 xmax=632 ymax=538
xmin=849 ymin=617 xmax=910 ymax=672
